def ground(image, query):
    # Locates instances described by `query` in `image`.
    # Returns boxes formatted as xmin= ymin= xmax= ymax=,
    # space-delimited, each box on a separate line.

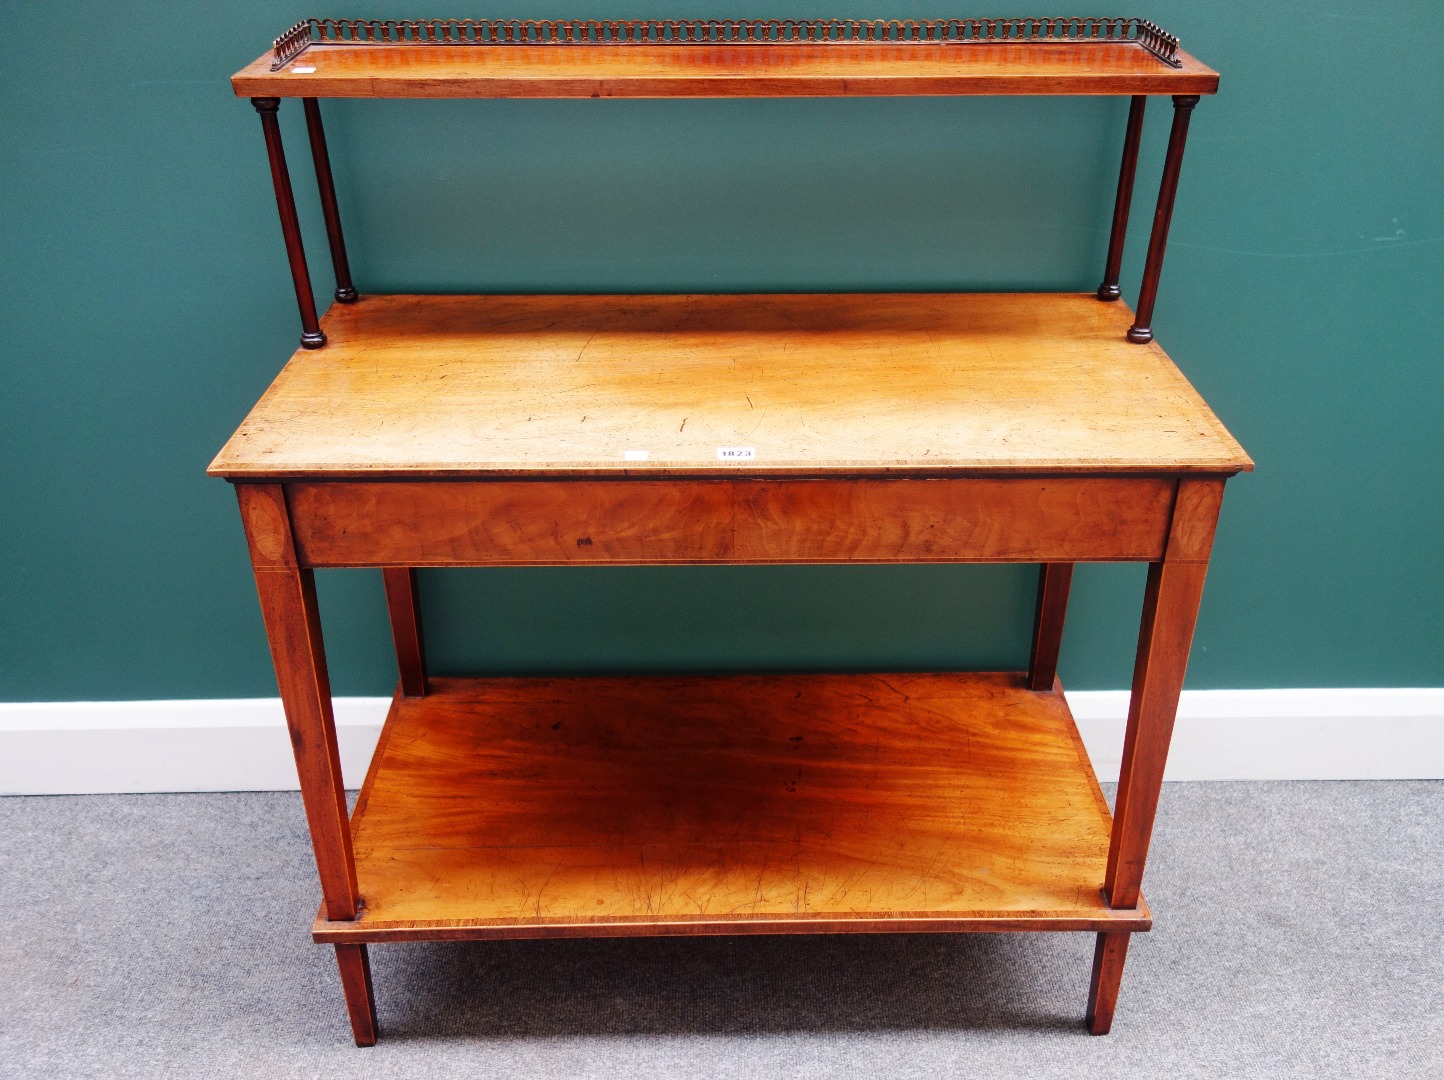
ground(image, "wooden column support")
xmin=1097 ymin=95 xmax=1146 ymax=303
xmin=302 ymin=98 xmax=358 ymax=305
xmin=1128 ymin=95 xmax=1200 ymax=344
xmin=250 ymin=98 xmax=325 ymax=349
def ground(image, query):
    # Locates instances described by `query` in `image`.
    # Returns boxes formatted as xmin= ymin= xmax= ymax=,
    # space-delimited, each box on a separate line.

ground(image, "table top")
xmin=234 ymin=41 xmax=1217 ymax=99
xmin=211 ymin=292 xmax=1250 ymax=480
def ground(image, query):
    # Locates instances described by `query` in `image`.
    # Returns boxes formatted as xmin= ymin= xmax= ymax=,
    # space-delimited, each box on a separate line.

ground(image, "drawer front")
xmin=284 ymin=477 xmax=1175 ymax=567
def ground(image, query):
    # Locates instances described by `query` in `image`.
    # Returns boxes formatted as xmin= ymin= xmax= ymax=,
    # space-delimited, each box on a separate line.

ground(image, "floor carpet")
xmin=1 ymin=781 xmax=1439 ymax=1079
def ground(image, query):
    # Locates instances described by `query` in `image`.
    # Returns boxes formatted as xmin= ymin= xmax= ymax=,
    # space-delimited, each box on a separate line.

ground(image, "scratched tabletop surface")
xmin=210 ymin=292 xmax=1251 ymax=479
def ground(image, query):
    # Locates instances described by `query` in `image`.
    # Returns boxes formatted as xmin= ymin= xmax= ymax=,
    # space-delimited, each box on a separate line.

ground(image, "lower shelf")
xmin=315 ymin=673 xmax=1147 ymax=943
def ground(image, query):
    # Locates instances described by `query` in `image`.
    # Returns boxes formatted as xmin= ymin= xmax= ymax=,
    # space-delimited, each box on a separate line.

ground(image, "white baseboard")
xmin=1068 ymin=688 xmax=1444 ymax=781
xmin=0 ymin=698 xmax=392 ymax=796
xmin=1 ymin=688 xmax=1440 ymax=795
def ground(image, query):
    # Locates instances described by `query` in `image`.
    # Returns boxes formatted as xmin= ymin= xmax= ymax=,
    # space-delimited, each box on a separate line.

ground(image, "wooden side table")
xmin=212 ymin=20 xmax=1250 ymax=1045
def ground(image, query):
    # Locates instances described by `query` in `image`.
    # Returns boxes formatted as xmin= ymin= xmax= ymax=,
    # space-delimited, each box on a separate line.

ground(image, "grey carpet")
xmin=1 ymin=781 xmax=1440 ymax=1079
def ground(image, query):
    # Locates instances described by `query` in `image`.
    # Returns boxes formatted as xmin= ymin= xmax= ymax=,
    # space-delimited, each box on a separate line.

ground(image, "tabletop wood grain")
xmin=210 ymin=292 xmax=1252 ymax=479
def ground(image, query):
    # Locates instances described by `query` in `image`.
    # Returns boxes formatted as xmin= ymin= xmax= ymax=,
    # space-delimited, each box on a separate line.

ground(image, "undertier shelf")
xmin=315 ymin=672 xmax=1149 ymax=942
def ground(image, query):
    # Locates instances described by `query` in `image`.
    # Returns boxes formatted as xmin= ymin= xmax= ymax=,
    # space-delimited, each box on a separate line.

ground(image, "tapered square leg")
xmin=382 ymin=566 xmax=428 ymax=697
xmin=237 ymin=484 xmax=360 ymax=923
xmin=1086 ymin=930 xmax=1131 ymax=1035
xmin=335 ymin=943 xmax=378 ymax=1046
xmin=1088 ymin=478 xmax=1224 ymax=1035
xmin=1028 ymin=562 xmax=1074 ymax=691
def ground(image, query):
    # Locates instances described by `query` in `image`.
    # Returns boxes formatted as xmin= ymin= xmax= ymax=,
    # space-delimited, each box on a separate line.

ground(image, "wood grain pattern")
xmin=312 ymin=673 xmax=1149 ymax=943
xmin=235 ymin=483 xmax=296 ymax=569
xmin=232 ymin=43 xmax=1219 ymax=99
xmin=286 ymin=477 xmax=1174 ymax=567
xmin=1163 ymin=472 xmax=1226 ymax=562
xmin=208 ymin=293 xmax=1252 ymax=479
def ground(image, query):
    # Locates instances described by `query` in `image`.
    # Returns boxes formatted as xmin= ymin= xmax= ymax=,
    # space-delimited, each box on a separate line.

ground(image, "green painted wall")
xmin=3 ymin=1 xmax=1441 ymax=700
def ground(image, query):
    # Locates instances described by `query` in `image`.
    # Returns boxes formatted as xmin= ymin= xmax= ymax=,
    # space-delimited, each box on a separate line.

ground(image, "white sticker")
xmin=623 ymin=450 xmax=650 ymax=461
xmin=716 ymin=446 xmax=756 ymax=461
xmin=292 ymin=65 xmax=317 ymax=73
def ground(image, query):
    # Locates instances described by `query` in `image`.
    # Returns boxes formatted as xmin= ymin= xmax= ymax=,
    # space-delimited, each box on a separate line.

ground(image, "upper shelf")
xmin=232 ymin=17 xmax=1219 ymax=99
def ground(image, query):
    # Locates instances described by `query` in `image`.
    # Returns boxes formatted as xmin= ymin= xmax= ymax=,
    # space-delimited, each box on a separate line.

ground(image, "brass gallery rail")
xmin=271 ymin=16 xmax=1183 ymax=69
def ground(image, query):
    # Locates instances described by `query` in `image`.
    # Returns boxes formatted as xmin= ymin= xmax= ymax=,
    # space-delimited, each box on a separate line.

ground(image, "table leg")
xmin=1087 ymin=477 xmax=1224 ymax=1031
xmin=1086 ymin=931 xmax=1131 ymax=1034
xmin=237 ymin=484 xmax=378 ymax=1038
xmin=335 ymin=943 xmax=379 ymax=1046
xmin=382 ymin=567 xmax=429 ymax=697
xmin=1028 ymin=562 xmax=1073 ymax=691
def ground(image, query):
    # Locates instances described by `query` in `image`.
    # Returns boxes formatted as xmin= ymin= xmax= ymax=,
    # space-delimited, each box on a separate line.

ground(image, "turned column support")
xmin=251 ymin=98 xmax=325 ymax=349
xmin=1128 ymin=95 xmax=1200 ymax=344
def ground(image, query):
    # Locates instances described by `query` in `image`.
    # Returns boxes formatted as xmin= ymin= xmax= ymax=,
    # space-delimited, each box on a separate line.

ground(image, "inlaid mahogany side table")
xmin=211 ymin=18 xmax=1251 ymax=1045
